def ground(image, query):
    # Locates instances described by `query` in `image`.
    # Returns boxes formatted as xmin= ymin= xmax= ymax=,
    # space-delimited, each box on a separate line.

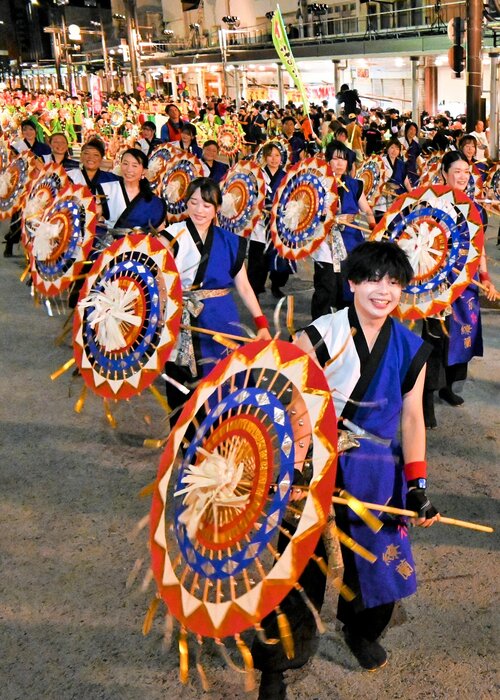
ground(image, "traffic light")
xmin=448 ymin=16 xmax=465 ymax=78
xmin=448 ymin=45 xmax=465 ymax=77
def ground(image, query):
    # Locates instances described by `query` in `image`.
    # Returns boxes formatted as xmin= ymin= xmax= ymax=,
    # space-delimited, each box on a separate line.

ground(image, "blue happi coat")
xmin=165 ymin=220 xmax=247 ymax=376
xmin=304 ymin=306 xmax=431 ymax=609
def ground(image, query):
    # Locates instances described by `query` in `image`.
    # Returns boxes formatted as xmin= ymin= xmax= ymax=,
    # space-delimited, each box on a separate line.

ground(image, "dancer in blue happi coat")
xmin=399 ymin=121 xmax=422 ymax=187
xmin=160 ymin=177 xmax=271 ymax=423
xmin=374 ymin=138 xmax=412 ymax=222
xmin=254 ymin=241 xmax=439 ymax=699
xmin=422 ymin=151 xmax=498 ymax=428
xmin=247 ymin=142 xmax=296 ymax=299
xmin=311 ymin=140 xmax=375 ymax=319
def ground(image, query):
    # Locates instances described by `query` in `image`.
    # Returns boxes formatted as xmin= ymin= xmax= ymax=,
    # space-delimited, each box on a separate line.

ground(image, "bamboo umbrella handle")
xmin=332 ymin=496 xmax=493 ymax=533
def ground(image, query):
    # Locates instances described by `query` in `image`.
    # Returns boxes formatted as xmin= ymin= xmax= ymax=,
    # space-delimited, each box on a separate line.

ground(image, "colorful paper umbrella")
xmin=371 ymin=184 xmax=484 ymax=320
xmin=0 ymin=138 xmax=11 ymax=171
xmin=217 ymin=124 xmax=243 ymax=158
xmin=160 ymin=153 xmax=205 ymax=222
xmin=22 ymin=163 xmax=70 ymax=248
xmin=146 ymin=143 xmax=181 ymax=194
xmin=0 ymin=152 xmax=37 ymax=220
xmin=73 ymin=233 xmax=182 ymax=401
xmin=28 ymin=184 xmax=97 ymax=298
xmin=218 ymin=160 xmax=267 ymax=238
xmin=269 ymin=156 xmax=338 ymax=260
xmin=484 ymin=162 xmax=500 ymax=201
xmin=150 ymin=338 xmax=338 ymax=640
xmin=356 ymin=154 xmax=387 ymax=206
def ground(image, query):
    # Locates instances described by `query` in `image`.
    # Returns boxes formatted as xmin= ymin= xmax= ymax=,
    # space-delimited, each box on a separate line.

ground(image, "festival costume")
xmin=136 ymin=136 xmax=162 ymax=158
xmin=254 ymin=305 xmax=431 ymax=680
xmin=374 ymin=155 xmax=408 ymax=220
xmin=4 ymin=138 xmax=51 ymax=255
xmin=67 ymin=167 xmax=119 ymax=224
xmin=422 ymin=200 xmax=486 ymax=415
xmin=247 ymin=165 xmax=290 ymax=296
xmin=42 ymin=153 xmax=79 ymax=172
xmin=162 ymin=219 xmax=246 ymax=414
xmin=310 ymin=174 xmax=364 ymax=318
xmin=103 ymin=179 xmax=167 ymax=230
xmin=202 ymin=158 xmax=229 ymax=184
xmin=304 ymin=306 xmax=431 ymax=629
xmin=399 ymin=136 xmax=422 ymax=186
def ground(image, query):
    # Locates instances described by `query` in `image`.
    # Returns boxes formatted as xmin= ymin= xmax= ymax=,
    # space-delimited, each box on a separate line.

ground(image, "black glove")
xmin=406 ymin=485 xmax=439 ymax=520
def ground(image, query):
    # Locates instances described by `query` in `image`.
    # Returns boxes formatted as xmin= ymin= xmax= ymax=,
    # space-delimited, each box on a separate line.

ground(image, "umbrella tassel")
xmin=195 ymin=636 xmax=210 ymax=692
xmin=294 ymin=583 xmax=325 ymax=633
xmin=20 ymin=264 xmax=30 ymax=282
xmin=235 ymin=634 xmax=256 ymax=692
xmin=142 ymin=595 xmax=160 ymax=636
xmin=103 ymin=399 xmax=117 ymax=428
xmin=162 ymin=610 xmax=174 ymax=650
xmin=138 ymin=480 xmax=156 ymax=498
xmin=148 ymin=384 xmax=170 ymax=413
xmin=276 ymin=606 xmax=294 ymax=660
xmin=179 ymin=627 xmax=189 ymax=684
xmin=336 ymin=526 xmax=377 ymax=563
xmin=50 ymin=357 xmax=75 ymax=380
xmin=125 ymin=557 xmax=144 ymax=589
xmin=337 ymin=488 xmax=383 ymax=533
xmin=74 ymin=384 xmax=87 ymax=414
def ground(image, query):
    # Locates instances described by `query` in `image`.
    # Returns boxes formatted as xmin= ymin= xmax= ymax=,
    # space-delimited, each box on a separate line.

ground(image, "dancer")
xmin=103 ymin=148 xmax=166 ymax=231
xmin=254 ymin=241 xmax=440 ymax=699
xmin=247 ymin=142 xmax=292 ymax=299
xmin=422 ymin=151 xmax=497 ymax=427
xmin=161 ymin=177 xmax=271 ymax=421
xmin=311 ymin=140 xmax=375 ymax=319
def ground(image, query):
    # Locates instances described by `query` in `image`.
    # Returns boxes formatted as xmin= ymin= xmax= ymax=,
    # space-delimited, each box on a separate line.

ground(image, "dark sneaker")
xmin=343 ymin=629 xmax=387 ymax=671
xmin=258 ymin=671 xmax=287 ymax=700
xmin=271 ymin=286 xmax=285 ymax=299
xmin=439 ymin=387 xmax=464 ymax=406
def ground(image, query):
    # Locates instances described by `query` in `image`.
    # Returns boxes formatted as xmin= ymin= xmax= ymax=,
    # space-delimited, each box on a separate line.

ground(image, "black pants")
xmin=422 ymin=317 xmax=468 ymax=392
xmin=311 ymin=261 xmax=347 ymax=320
xmin=251 ymin=530 xmax=327 ymax=673
xmin=247 ymin=241 xmax=290 ymax=295
xmin=4 ymin=210 xmax=22 ymax=254
xmin=247 ymin=241 xmax=268 ymax=295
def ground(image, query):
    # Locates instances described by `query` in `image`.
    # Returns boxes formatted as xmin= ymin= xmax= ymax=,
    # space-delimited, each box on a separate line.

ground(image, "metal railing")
xmin=70 ymin=1 xmax=473 ymax=65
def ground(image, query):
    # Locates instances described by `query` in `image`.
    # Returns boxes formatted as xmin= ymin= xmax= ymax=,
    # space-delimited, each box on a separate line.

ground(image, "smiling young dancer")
xmin=254 ymin=241 xmax=440 ymax=699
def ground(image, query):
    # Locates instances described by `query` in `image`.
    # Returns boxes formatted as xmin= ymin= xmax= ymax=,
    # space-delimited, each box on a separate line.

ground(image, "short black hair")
xmin=202 ymin=139 xmax=218 ymax=150
xmin=142 ymin=120 xmax=156 ymax=131
xmin=185 ymin=177 xmax=222 ymax=208
xmin=325 ymin=139 xmax=349 ymax=162
xmin=282 ymin=116 xmax=295 ymax=126
xmin=180 ymin=122 xmax=197 ymax=138
xmin=82 ymin=137 xmax=105 ymax=158
xmin=441 ymin=150 xmax=468 ymax=174
xmin=121 ymin=147 xmax=148 ymax=168
xmin=343 ymin=241 xmax=414 ymax=286
xmin=21 ymin=119 xmax=37 ymax=131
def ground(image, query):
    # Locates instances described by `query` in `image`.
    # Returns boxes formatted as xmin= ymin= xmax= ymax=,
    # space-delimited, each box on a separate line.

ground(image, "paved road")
xmin=0 ymin=221 xmax=498 ymax=699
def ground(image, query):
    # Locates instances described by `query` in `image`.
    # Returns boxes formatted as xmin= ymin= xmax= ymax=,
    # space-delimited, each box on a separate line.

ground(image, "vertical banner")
xmin=271 ymin=5 xmax=312 ymax=136
xmin=271 ymin=5 xmax=309 ymax=114
xmin=89 ymin=74 xmax=102 ymax=115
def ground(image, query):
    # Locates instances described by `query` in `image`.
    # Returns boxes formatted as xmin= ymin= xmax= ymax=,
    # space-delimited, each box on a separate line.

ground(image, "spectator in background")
xmin=469 ymin=120 xmax=489 ymax=161
xmin=160 ymin=103 xmax=185 ymax=143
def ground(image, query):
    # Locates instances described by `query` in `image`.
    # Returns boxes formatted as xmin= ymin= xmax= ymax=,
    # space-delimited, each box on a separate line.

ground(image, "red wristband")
xmin=254 ymin=315 xmax=269 ymax=330
xmin=404 ymin=460 xmax=427 ymax=481
xmin=479 ymin=271 xmax=490 ymax=283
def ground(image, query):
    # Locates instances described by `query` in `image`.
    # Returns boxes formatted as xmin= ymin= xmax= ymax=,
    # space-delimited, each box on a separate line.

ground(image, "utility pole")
xmin=466 ymin=0 xmax=483 ymax=132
